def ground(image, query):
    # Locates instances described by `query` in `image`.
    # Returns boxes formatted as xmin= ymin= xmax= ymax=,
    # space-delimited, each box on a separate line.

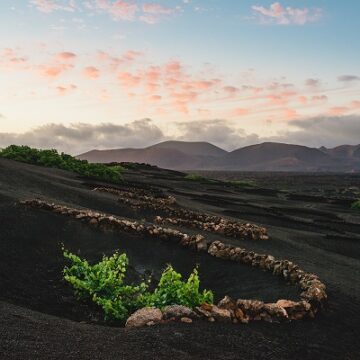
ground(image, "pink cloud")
xmin=351 ymin=100 xmax=360 ymax=109
xmin=93 ymin=0 xmax=139 ymax=20
xmin=252 ymin=2 xmax=322 ymax=25
xmin=83 ymin=66 xmax=100 ymax=79
xmin=312 ymin=95 xmax=328 ymax=103
xmin=165 ymin=61 xmax=182 ymax=75
xmin=30 ymin=0 xmax=75 ymax=13
xmin=56 ymin=52 xmax=76 ymax=61
xmin=1 ymin=48 xmax=28 ymax=68
xmin=298 ymin=96 xmax=308 ymax=105
xmin=223 ymin=86 xmax=239 ymax=96
xmin=143 ymin=3 xmax=174 ymax=15
xmin=148 ymin=94 xmax=162 ymax=102
xmin=56 ymin=84 xmax=77 ymax=95
xmin=284 ymin=108 xmax=297 ymax=119
xmin=140 ymin=3 xmax=177 ymax=24
xmin=267 ymin=94 xmax=288 ymax=106
xmin=232 ymin=108 xmax=250 ymax=117
xmin=329 ymin=106 xmax=349 ymax=116
xmin=39 ymin=63 xmax=73 ymax=77
xmin=118 ymin=71 xmax=141 ymax=87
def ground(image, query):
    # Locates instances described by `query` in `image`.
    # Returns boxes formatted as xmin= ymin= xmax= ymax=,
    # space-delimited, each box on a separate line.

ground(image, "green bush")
xmin=351 ymin=200 xmax=360 ymax=210
xmin=143 ymin=265 xmax=213 ymax=309
xmin=63 ymin=250 xmax=214 ymax=321
xmin=0 ymin=145 xmax=123 ymax=183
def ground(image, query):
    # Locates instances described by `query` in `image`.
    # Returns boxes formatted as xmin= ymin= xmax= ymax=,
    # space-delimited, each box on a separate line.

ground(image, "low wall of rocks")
xmin=94 ymin=186 xmax=268 ymax=241
xmin=93 ymin=187 xmax=176 ymax=207
xmin=20 ymin=199 xmax=327 ymax=324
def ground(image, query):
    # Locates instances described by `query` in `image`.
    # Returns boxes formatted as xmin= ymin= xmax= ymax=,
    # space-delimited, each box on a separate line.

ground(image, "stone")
xmin=125 ymin=307 xmax=162 ymax=328
xmin=276 ymin=299 xmax=297 ymax=309
xmin=210 ymin=306 xmax=232 ymax=322
xmin=89 ymin=218 xmax=98 ymax=226
xmin=217 ymin=296 xmax=236 ymax=310
xmin=162 ymin=305 xmax=195 ymax=320
xmin=180 ymin=317 xmax=193 ymax=324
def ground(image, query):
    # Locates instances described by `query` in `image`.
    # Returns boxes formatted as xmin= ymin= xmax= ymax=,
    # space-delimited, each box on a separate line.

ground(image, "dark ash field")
xmin=0 ymin=157 xmax=360 ymax=359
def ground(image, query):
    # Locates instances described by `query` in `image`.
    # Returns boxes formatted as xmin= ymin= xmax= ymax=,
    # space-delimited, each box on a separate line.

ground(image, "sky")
xmin=0 ymin=0 xmax=360 ymax=153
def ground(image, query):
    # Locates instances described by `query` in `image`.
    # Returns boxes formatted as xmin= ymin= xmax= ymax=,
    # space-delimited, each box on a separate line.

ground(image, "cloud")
xmin=338 ymin=75 xmax=360 ymax=82
xmin=84 ymin=0 xmax=178 ymax=23
xmin=30 ymin=0 xmax=76 ymax=13
xmin=56 ymin=84 xmax=77 ymax=95
xmin=305 ymin=78 xmax=320 ymax=87
xmin=176 ymin=119 xmax=260 ymax=150
xmin=140 ymin=3 xmax=176 ymax=23
xmin=92 ymin=0 xmax=139 ymax=21
xmin=232 ymin=108 xmax=250 ymax=117
xmin=38 ymin=62 xmax=74 ymax=77
xmin=252 ymin=2 xmax=322 ymax=25
xmin=272 ymin=115 xmax=360 ymax=147
xmin=2 ymin=116 xmax=360 ymax=155
xmin=56 ymin=52 xmax=77 ymax=61
xmin=83 ymin=66 xmax=100 ymax=79
xmin=0 ymin=119 xmax=165 ymax=154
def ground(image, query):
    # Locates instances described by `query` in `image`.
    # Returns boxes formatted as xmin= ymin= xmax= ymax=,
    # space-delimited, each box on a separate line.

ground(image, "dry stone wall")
xmin=94 ymin=186 xmax=268 ymax=241
xmin=20 ymin=199 xmax=327 ymax=324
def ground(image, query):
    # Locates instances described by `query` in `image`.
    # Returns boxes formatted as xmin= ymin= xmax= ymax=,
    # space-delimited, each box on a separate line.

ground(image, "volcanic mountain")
xmin=78 ymin=141 xmax=360 ymax=172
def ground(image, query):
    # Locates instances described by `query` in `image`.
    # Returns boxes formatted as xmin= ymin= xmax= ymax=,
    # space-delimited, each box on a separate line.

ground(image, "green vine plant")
xmin=63 ymin=249 xmax=214 ymax=321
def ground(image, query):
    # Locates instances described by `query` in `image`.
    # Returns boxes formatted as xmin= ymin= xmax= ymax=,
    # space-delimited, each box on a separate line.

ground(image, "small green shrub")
xmin=143 ymin=265 xmax=213 ymax=309
xmin=63 ymin=250 xmax=214 ymax=321
xmin=0 ymin=145 xmax=123 ymax=183
xmin=351 ymin=200 xmax=360 ymax=210
xmin=63 ymin=250 xmax=148 ymax=321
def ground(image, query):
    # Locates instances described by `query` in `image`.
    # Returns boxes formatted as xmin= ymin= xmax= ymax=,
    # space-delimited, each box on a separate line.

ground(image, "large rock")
xmin=125 ymin=308 xmax=163 ymax=328
xmin=162 ymin=305 xmax=195 ymax=320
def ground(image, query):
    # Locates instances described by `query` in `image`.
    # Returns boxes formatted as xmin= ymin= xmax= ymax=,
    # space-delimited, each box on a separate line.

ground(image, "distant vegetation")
xmin=63 ymin=249 xmax=213 ymax=321
xmin=351 ymin=200 xmax=360 ymax=210
xmin=0 ymin=145 xmax=123 ymax=183
xmin=184 ymin=173 xmax=214 ymax=183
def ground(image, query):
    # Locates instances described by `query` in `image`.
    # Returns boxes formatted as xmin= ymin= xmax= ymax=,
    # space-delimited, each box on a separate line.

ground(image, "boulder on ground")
xmin=125 ymin=307 xmax=162 ymax=328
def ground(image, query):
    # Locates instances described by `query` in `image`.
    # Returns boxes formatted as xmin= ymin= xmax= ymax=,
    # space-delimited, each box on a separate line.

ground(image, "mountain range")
xmin=77 ymin=141 xmax=360 ymax=172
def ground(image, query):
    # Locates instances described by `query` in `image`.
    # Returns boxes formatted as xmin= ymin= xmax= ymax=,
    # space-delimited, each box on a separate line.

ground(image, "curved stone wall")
xmin=20 ymin=199 xmax=327 ymax=324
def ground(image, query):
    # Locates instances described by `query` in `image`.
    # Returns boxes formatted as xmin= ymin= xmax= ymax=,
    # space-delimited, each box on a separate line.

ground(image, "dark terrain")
xmin=78 ymin=140 xmax=360 ymax=172
xmin=0 ymin=158 xmax=360 ymax=359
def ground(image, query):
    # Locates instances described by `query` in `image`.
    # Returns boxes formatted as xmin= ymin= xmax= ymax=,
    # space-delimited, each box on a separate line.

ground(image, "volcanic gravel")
xmin=0 ymin=158 xmax=360 ymax=359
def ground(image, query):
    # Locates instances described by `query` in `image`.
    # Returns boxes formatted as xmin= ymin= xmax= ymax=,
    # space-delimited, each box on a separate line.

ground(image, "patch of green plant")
xmin=63 ymin=250 xmax=213 ymax=321
xmin=184 ymin=173 xmax=213 ymax=183
xmin=351 ymin=199 xmax=360 ymax=210
xmin=142 ymin=265 xmax=213 ymax=309
xmin=0 ymin=145 xmax=123 ymax=183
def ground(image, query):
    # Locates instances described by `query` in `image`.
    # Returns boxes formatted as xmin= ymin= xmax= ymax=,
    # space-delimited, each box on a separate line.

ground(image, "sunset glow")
xmin=1 ymin=0 xmax=359 ymax=153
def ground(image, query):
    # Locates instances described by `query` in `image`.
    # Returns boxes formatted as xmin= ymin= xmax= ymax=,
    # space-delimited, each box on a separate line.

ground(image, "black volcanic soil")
xmin=1 ymin=158 xmax=360 ymax=359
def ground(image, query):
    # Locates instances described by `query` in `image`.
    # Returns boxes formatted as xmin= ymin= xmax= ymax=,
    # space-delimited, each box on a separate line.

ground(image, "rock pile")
xmin=155 ymin=215 xmax=268 ymax=241
xmin=20 ymin=199 xmax=208 ymax=252
xmin=208 ymin=241 xmax=327 ymax=315
xmin=94 ymin=186 xmax=268 ymax=241
xmin=93 ymin=187 xmax=176 ymax=207
xmin=20 ymin=199 xmax=327 ymax=324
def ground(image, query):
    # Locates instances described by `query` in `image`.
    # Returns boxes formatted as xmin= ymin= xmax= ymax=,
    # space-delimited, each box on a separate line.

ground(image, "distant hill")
xmin=218 ymin=142 xmax=338 ymax=171
xmin=77 ymin=141 xmax=360 ymax=172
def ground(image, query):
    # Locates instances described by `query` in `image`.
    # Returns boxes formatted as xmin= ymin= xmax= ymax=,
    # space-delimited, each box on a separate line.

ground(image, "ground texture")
xmin=0 ymin=158 xmax=359 ymax=359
